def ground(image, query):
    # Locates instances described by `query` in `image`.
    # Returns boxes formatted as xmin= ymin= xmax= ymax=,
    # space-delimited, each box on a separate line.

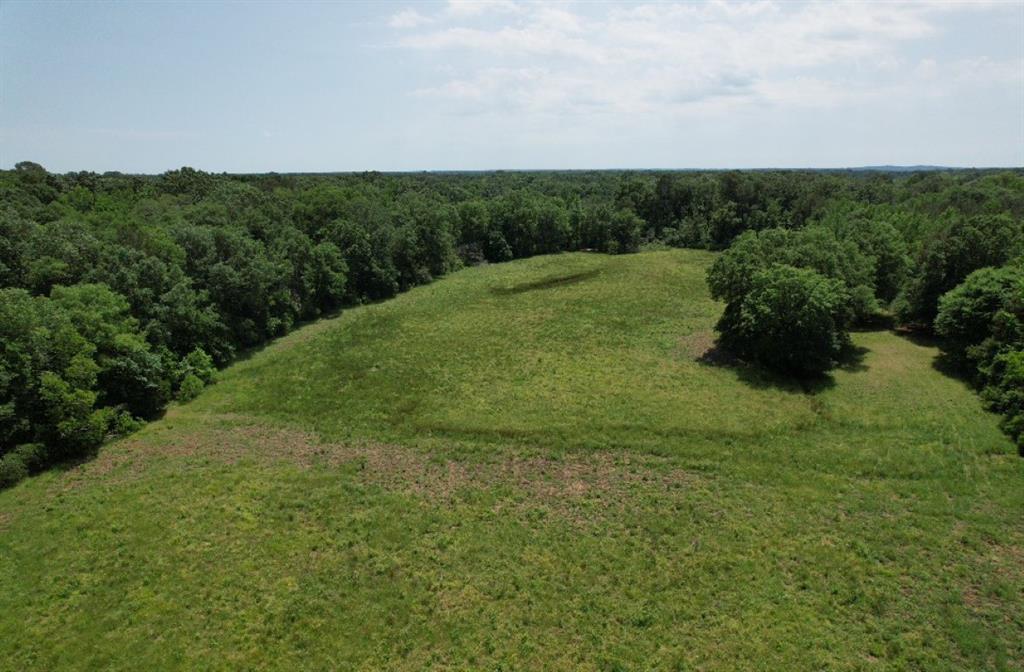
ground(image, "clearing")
xmin=1 ymin=250 xmax=1021 ymax=670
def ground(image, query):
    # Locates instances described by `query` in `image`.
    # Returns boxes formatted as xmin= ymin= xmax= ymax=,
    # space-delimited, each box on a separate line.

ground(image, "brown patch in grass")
xmin=58 ymin=416 xmax=700 ymax=525
xmin=961 ymin=540 xmax=1024 ymax=617
xmin=677 ymin=330 xmax=716 ymax=360
xmin=989 ymin=541 xmax=1024 ymax=584
xmin=961 ymin=584 xmax=986 ymax=611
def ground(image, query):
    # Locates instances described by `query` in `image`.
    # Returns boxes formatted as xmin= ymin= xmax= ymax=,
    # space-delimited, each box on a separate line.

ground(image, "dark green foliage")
xmin=578 ymin=205 xmax=643 ymax=254
xmin=2 ymin=163 xmax=1023 ymax=487
xmin=49 ymin=283 xmax=170 ymax=418
xmin=149 ymin=281 xmax=232 ymax=364
xmin=707 ymin=227 xmax=878 ymax=324
xmin=0 ymin=285 xmax=162 ymax=469
xmin=936 ymin=262 xmax=1024 ymax=451
xmin=813 ymin=203 xmax=911 ymax=302
xmin=716 ymin=265 xmax=851 ymax=374
xmin=323 ymin=218 xmax=399 ymax=302
xmin=606 ymin=209 xmax=644 ymax=254
xmin=935 ymin=264 xmax=1023 ymax=371
xmin=981 ymin=350 xmax=1024 ymax=453
xmin=177 ymin=374 xmax=205 ymax=402
xmin=0 ymin=288 xmax=99 ymax=455
xmin=177 ymin=348 xmax=217 ymax=385
xmin=390 ymin=199 xmax=460 ymax=289
xmin=897 ymin=214 xmax=1024 ymax=325
xmin=0 ymin=450 xmax=28 ymax=488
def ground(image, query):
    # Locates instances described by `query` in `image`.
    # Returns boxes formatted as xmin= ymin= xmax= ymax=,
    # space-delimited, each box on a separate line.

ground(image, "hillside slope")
xmin=1 ymin=250 xmax=1021 ymax=671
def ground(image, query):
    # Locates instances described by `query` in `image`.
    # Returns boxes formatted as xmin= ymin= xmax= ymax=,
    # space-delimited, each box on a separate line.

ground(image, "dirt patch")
xmin=58 ymin=417 xmax=699 ymax=525
xmin=961 ymin=583 xmax=988 ymax=611
xmin=989 ymin=541 xmax=1024 ymax=583
xmin=677 ymin=330 xmax=717 ymax=360
xmin=58 ymin=421 xmax=330 ymax=489
xmin=961 ymin=539 xmax=1024 ymax=616
xmin=362 ymin=446 xmax=698 ymax=525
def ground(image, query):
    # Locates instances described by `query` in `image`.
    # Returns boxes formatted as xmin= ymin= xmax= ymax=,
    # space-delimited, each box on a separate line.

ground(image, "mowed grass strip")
xmin=1 ymin=250 xmax=1021 ymax=671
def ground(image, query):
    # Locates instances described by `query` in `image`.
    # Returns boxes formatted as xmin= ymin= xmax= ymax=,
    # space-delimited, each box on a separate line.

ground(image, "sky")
xmin=1 ymin=0 xmax=1022 ymax=173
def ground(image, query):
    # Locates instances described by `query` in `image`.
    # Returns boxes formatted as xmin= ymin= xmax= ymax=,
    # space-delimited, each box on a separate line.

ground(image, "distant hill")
xmin=850 ymin=164 xmax=954 ymax=172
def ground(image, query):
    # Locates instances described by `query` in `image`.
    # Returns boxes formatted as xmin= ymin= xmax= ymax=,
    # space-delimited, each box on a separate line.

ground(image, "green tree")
xmin=898 ymin=214 xmax=1023 ymax=326
xmin=935 ymin=263 xmax=1024 ymax=373
xmin=716 ymin=264 xmax=852 ymax=375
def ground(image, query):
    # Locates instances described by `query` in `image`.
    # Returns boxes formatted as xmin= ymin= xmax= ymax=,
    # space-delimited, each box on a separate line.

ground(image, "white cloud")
xmin=393 ymin=1 xmax=1022 ymax=124
xmin=388 ymin=8 xmax=432 ymax=29
xmin=445 ymin=0 xmax=521 ymax=18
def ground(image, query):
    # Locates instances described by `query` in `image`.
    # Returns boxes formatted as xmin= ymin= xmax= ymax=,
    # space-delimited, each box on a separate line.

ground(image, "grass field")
xmin=1 ymin=250 xmax=1021 ymax=671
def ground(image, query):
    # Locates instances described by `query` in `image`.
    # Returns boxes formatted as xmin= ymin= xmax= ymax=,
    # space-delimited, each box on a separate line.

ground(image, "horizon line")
xmin=6 ymin=164 xmax=1024 ymax=176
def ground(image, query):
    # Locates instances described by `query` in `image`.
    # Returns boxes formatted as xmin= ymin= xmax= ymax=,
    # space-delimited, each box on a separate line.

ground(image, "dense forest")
xmin=1 ymin=162 xmax=1022 ymax=487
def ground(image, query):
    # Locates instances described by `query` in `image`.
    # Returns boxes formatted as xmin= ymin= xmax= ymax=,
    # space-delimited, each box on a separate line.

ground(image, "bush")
xmin=177 ymin=374 xmax=205 ymax=402
xmin=12 ymin=442 xmax=47 ymax=472
xmin=178 ymin=348 xmax=216 ymax=385
xmin=0 ymin=444 xmax=47 ymax=489
xmin=110 ymin=411 xmax=144 ymax=437
xmin=716 ymin=264 xmax=852 ymax=375
xmin=0 ymin=452 xmax=28 ymax=488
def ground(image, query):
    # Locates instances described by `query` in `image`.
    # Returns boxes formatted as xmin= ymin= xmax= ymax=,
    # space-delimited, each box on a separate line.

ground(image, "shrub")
xmin=0 ymin=443 xmax=47 ymax=488
xmin=0 ymin=452 xmax=28 ymax=488
xmin=110 ymin=411 xmax=144 ymax=437
xmin=12 ymin=443 xmax=47 ymax=472
xmin=179 ymin=347 xmax=217 ymax=385
xmin=177 ymin=374 xmax=205 ymax=402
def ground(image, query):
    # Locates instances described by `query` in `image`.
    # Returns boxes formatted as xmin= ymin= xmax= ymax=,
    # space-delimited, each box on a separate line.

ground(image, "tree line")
xmin=1 ymin=162 xmax=1022 ymax=486
xmin=702 ymin=172 xmax=1023 ymax=454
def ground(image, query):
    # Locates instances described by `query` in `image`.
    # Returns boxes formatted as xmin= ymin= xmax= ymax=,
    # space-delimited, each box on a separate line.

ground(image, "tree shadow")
xmin=696 ymin=342 xmax=870 ymax=395
xmin=892 ymin=327 xmax=974 ymax=384
xmin=837 ymin=344 xmax=871 ymax=373
xmin=490 ymin=269 xmax=602 ymax=296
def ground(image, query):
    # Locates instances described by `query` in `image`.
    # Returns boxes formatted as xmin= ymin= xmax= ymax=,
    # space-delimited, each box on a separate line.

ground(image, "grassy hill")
xmin=1 ymin=250 xmax=1021 ymax=671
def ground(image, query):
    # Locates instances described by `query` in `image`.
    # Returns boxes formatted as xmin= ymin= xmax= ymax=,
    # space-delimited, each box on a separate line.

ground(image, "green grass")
xmin=2 ymin=250 xmax=1021 ymax=671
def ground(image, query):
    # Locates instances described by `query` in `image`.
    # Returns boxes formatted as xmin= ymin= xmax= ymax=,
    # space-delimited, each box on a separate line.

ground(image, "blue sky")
xmin=1 ymin=0 xmax=1021 ymax=172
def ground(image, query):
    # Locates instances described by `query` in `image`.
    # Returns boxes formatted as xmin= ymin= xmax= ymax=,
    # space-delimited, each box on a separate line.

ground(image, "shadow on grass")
xmin=490 ymin=269 xmax=602 ymax=296
xmin=893 ymin=327 xmax=974 ymax=384
xmin=696 ymin=342 xmax=869 ymax=395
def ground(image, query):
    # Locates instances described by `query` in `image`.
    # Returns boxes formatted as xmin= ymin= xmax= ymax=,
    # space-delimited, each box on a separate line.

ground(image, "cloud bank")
xmin=388 ymin=0 xmax=1022 ymax=122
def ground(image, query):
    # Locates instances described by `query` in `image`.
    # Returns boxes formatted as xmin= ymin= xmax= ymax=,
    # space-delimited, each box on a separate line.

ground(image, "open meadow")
xmin=1 ymin=249 xmax=1021 ymax=670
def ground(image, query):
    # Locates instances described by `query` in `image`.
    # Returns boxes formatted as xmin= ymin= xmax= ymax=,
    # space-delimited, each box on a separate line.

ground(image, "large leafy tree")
xmin=707 ymin=227 xmax=877 ymax=321
xmin=898 ymin=214 xmax=1024 ymax=326
xmin=715 ymin=264 xmax=852 ymax=375
xmin=935 ymin=263 xmax=1024 ymax=373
